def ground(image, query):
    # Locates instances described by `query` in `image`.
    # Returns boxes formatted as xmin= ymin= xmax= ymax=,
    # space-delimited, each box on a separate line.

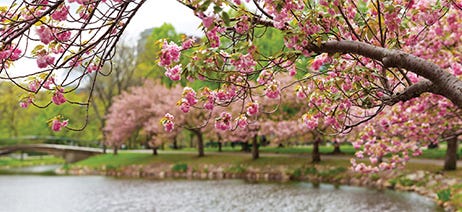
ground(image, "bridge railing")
xmin=0 ymin=136 xmax=101 ymax=148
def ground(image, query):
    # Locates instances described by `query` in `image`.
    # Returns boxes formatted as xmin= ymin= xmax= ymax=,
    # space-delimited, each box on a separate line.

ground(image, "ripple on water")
xmin=0 ymin=176 xmax=441 ymax=212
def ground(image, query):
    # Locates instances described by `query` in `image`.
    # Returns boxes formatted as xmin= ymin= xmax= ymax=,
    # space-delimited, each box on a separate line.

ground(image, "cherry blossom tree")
xmin=104 ymin=80 xmax=183 ymax=154
xmin=157 ymin=0 xmax=462 ymax=172
xmin=350 ymin=94 xmax=461 ymax=171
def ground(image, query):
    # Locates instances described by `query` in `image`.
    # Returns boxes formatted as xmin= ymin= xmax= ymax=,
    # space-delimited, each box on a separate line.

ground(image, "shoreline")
xmin=60 ymin=162 xmax=459 ymax=211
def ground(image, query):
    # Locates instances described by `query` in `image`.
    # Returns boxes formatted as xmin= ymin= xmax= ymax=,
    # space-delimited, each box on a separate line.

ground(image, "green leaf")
xmin=31 ymin=45 xmax=45 ymax=56
xmin=437 ymin=189 xmax=451 ymax=202
xmin=222 ymin=12 xmax=230 ymax=26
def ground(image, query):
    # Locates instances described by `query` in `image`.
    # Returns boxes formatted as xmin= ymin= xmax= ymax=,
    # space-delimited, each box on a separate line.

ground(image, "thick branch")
xmin=308 ymin=40 xmax=462 ymax=108
xmin=383 ymin=80 xmax=441 ymax=105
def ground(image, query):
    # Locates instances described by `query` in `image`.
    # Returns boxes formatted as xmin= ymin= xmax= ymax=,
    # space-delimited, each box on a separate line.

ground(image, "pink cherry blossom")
xmin=158 ymin=41 xmax=181 ymax=67
xmin=182 ymin=87 xmax=198 ymax=106
xmin=231 ymin=52 xmax=256 ymax=74
xmin=165 ymin=64 xmax=182 ymax=81
xmin=161 ymin=113 xmax=175 ymax=132
xmin=43 ymin=77 xmax=55 ymax=89
xmin=19 ymin=97 xmax=33 ymax=108
xmin=0 ymin=46 xmax=21 ymax=61
xmin=28 ymin=80 xmax=40 ymax=92
xmin=257 ymin=69 xmax=273 ymax=85
xmin=51 ymin=4 xmax=69 ymax=21
xmin=235 ymin=115 xmax=248 ymax=128
xmin=36 ymin=26 xmax=54 ymax=44
xmin=51 ymin=119 xmax=68 ymax=131
xmin=206 ymin=27 xmax=222 ymax=48
xmin=246 ymin=101 xmax=259 ymax=116
xmin=52 ymin=89 xmax=66 ymax=105
xmin=56 ymin=30 xmax=71 ymax=42
xmin=181 ymin=39 xmax=194 ymax=50
xmin=265 ymin=81 xmax=280 ymax=99
xmin=234 ymin=15 xmax=250 ymax=34
xmin=215 ymin=112 xmax=232 ymax=131
xmin=36 ymin=54 xmax=55 ymax=68
xmin=179 ymin=98 xmax=191 ymax=113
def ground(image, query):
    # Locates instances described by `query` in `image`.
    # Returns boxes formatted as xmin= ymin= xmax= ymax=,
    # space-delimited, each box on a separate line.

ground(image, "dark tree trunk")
xmin=252 ymin=135 xmax=259 ymax=160
xmin=332 ymin=142 xmax=342 ymax=154
xmin=428 ymin=142 xmax=439 ymax=149
xmin=193 ymin=130 xmax=204 ymax=157
xmin=113 ymin=147 xmax=118 ymax=155
xmin=103 ymin=145 xmax=107 ymax=154
xmin=312 ymin=138 xmax=321 ymax=163
xmin=444 ymin=136 xmax=458 ymax=170
xmin=218 ymin=142 xmax=222 ymax=152
xmin=152 ymin=147 xmax=158 ymax=155
xmin=241 ymin=142 xmax=250 ymax=152
xmin=190 ymin=133 xmax=195 ymax=148
xmin=172 ymin=137 xmax=178 ymax=149
xmin=20 ymin=151 xmax=24 ymax=161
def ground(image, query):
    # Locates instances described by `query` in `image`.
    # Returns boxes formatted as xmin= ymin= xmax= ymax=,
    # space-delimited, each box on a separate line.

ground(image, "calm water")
xmin=0 ymin=174 xmax=441 ymax=212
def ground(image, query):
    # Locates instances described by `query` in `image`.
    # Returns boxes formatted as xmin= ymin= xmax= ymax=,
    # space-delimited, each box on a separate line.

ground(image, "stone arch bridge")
xmin=0 ymin=144 xmax=103 ymax=163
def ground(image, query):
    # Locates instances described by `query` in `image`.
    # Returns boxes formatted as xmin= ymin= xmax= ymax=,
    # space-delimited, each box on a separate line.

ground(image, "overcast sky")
xmin=124 ymin=1 xmax=202 ymax=42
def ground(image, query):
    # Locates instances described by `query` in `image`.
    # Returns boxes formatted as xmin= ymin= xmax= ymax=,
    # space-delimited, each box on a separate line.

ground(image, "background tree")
xmin=104 ymin=80 xmax=183 ymax=154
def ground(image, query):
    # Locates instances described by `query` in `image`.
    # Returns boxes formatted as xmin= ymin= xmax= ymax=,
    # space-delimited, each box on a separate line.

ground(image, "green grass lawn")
xmin=172 ymin=144 xmax=459 ymax=160
xmin=75 ymin=152 xmax=317 ymax=169
xmin=0 ymin=155 xmax=64 ymax=168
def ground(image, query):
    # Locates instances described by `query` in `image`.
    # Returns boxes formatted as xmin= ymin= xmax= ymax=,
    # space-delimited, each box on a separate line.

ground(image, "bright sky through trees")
xmin=0 ymin=1 xmax=201 ymax=78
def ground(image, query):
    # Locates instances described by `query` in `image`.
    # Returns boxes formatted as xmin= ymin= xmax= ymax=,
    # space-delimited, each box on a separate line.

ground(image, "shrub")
xmin=171 ymin=163 xmax=188 ymax=172
xmin=437 ymin=189 xmax=451 ymax=202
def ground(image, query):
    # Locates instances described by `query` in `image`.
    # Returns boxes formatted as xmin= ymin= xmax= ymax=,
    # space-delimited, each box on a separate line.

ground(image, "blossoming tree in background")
xmin=104 ymin=80 xmax=183 ymax=154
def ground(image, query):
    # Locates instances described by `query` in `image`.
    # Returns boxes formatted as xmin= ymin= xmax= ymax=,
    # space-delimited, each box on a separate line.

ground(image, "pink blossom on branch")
xmin=36 ymin=26 xmax=54 ymax=45
xmin=36 ymin=54 xmax=55 ymax=69
xmin=19 ymin=96 xmax=33 ymax=108
xmin=178 ymin=98 xmax=191 ymax=113
xmin=49 ymin=117 xmax=68 ymax=132
xmin=215 ymin=112 xmax=232 ymax=131
xmin=246 ymin=101 xmax=259 ymax=116
xmin=230 ymin=52 xmax=257 ymax=74
xmin=182 ymin=87 xmax=198 ymax=106
xmin=181 ymin=38 xmax=195 ymax=50
xmin=158 ymin=40 xmax=181 ymax=67
xmin=161 ymin=113 xmax=175 ymax=132
xmin=165 ymin=64 xmax=182 ymax=81
xmin=52 ymin=88 xmax=66 ymax=105
xmin=235 ymin=114 xmax=248 ymax=128
xmin=264 ymin=81 xmax=281 ymax=99
xmin=50 ymin=4 xmax=69 ymax=21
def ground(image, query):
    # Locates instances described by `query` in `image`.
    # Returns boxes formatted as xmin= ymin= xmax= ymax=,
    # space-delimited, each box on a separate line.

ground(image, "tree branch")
xmin=383 ymin=79 xmax=438 ymax=105
xmin=307 ymin=40 xmax=462 ymax=108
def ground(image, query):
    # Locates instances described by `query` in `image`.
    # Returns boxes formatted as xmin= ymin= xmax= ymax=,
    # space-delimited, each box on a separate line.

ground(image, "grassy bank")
xmin=0 ymin=155 xmax=64 ymax=169
xmin=175 ymin=144 xmax=460 ymax=159
xmin=74 ymin=152 xmax=459 ymax=174
xmin=71 ymin=152 xmax=462 ymax=210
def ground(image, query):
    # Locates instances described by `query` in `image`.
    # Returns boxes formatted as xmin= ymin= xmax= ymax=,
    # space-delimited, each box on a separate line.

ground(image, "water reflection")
xmin=0 ymin=176 xmax=440 ymax=212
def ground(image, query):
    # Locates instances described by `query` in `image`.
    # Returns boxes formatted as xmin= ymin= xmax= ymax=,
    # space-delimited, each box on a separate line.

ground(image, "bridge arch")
xmin=0 ymin=144 xmax=103 ymax=163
